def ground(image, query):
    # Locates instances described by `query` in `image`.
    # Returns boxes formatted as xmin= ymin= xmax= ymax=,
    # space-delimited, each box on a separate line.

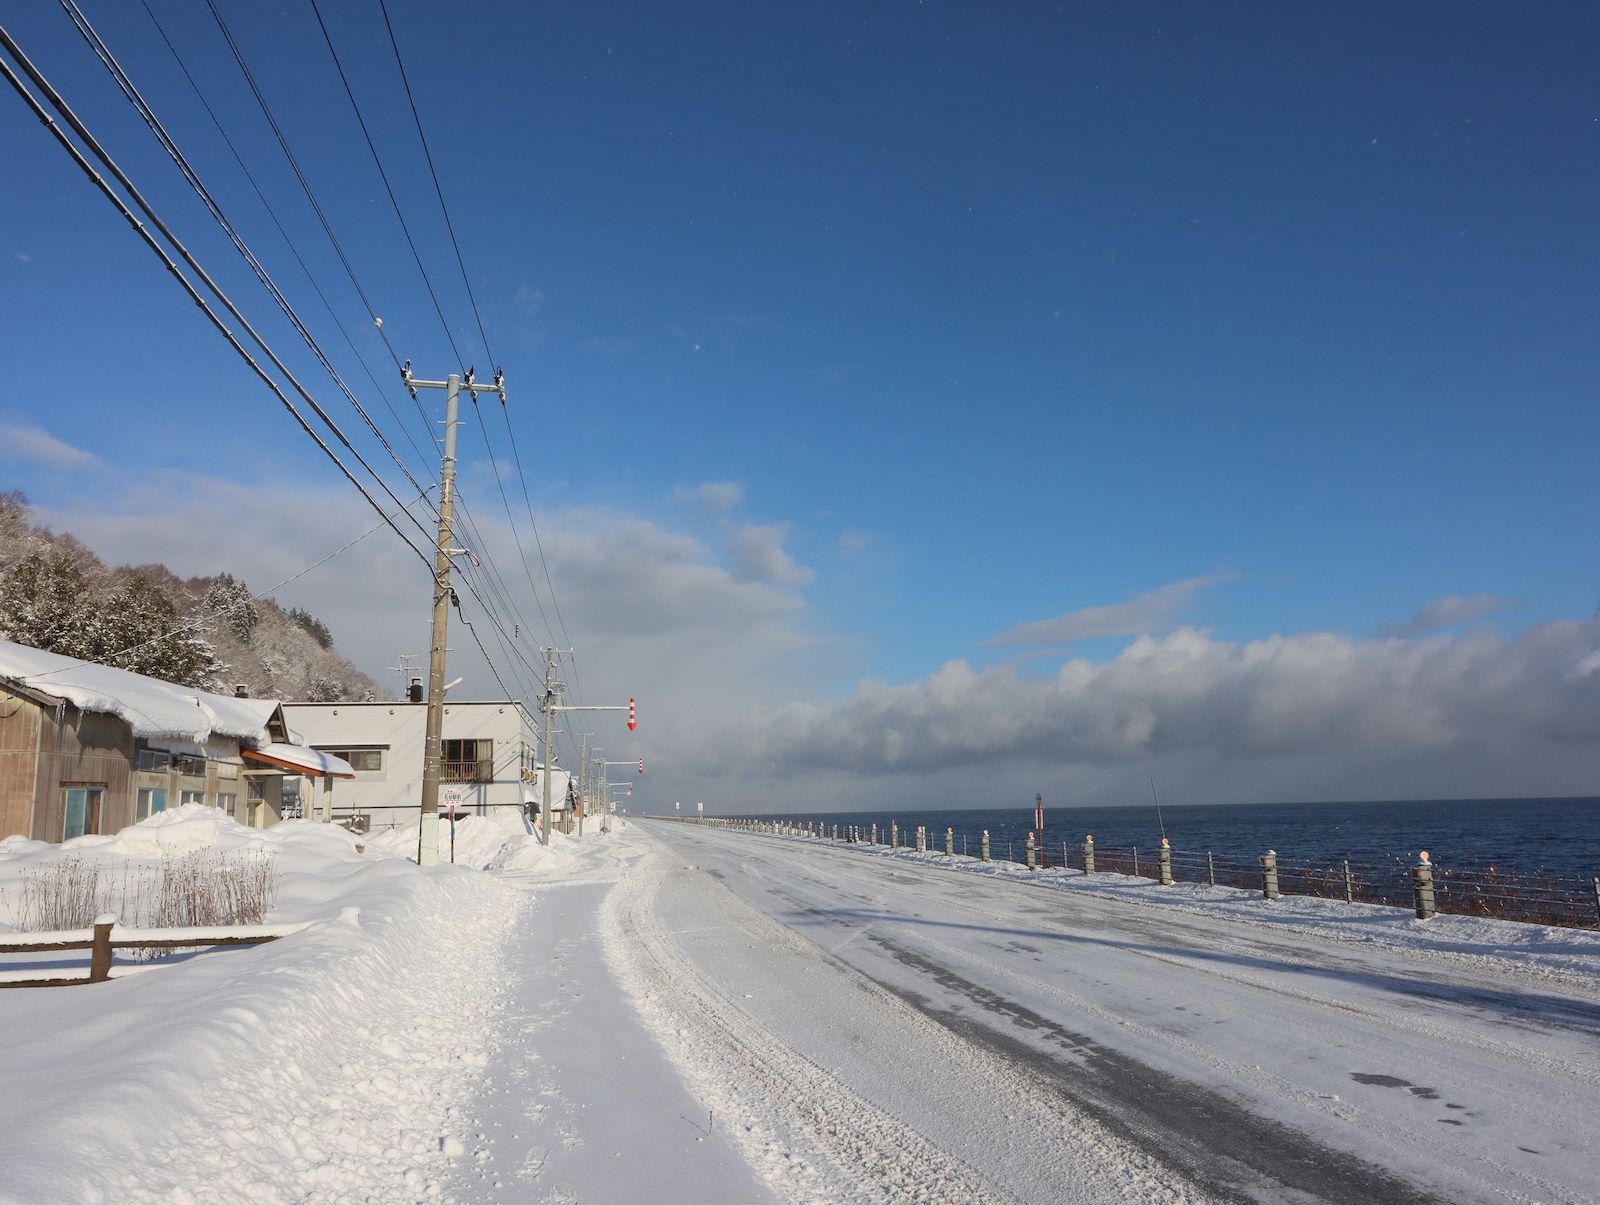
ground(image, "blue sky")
xmin=2 ymin=2 xmax=1598 ymax=807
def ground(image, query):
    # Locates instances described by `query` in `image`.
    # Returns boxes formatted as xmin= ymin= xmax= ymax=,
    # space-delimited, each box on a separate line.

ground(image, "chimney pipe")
xmin=233 ymin=684 xmax=249 ymax=698
xmin=408 ymin=677 xmax=424 ymax=704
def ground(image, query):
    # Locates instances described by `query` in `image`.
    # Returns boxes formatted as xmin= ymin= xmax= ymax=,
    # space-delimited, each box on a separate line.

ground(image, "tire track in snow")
xmin=675 ymin=827 xmax=1587 ymax=1205
xmin=602 ymin=839 xmax=1212 ymax=1204
xmin=601 ymin=847 xmax=1009 ymax=1203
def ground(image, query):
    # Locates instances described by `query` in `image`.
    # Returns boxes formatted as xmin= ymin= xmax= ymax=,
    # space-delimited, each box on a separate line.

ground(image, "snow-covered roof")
xmin=242 ymin=743 xmax=355 ymax=779
xmin=0 ymin=639 xmax=279 ymax=744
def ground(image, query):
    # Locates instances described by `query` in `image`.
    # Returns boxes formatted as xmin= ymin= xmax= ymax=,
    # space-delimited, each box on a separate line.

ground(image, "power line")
xmin=137 ymin=0 xmax=441 ymax=499
xmin=366 ymin=0 xmax=592 ymax=704
xmin=0 ymin=27 xmax=434 ymax=576
xmin=60 ymin=0 xmax=436 ymax=534
xmin=17 ymin=488 xmax=433 ymax=682
xmin=498 ymin=403 xmax=585 ymax=703
xmin=305 ymin=0 xmax=466 ymax=370
xmin=199 ymin=0 xmax=415 ymax=396
xmin=467 ymin=395 xmax=558 ymax=645
xmin=374 ymin=0 xmax=495 ymax=369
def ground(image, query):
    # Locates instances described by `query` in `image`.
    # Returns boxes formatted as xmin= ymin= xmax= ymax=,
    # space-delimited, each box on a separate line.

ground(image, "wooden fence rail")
xmin=0 ymin=913 xmax=313 ymax=989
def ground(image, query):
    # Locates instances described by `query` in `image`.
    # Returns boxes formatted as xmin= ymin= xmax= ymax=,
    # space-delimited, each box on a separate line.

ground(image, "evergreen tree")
xmin=200 ymin=574 xmax=259 ymax=644
xmin=286 ymin=606 xmax=334 ymax=649
xmin=91 ymin=574 xmax=219 ymax=688
xmin=0 ymin=547 xmax=97 ymax=656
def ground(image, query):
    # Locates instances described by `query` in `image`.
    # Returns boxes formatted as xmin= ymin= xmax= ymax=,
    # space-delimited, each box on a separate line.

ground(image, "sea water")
xmin=723 ymin=797 xmax=1600 ymax=884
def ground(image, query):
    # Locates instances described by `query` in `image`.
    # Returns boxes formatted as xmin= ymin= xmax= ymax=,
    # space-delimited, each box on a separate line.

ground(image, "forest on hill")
xmin=0 ymin=491 xmax=379 ymax=701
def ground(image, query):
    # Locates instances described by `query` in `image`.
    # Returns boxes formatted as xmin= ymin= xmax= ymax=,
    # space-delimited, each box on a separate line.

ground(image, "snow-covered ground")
xmin=0 ymin=808 xmax=526 ymax=1203
xmin=4 ymin=810 xmax=1597 ymax=1203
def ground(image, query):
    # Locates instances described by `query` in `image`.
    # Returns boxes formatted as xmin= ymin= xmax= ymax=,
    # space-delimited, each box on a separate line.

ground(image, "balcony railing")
xmin=441 ymin=758 xmax=494 ymax=784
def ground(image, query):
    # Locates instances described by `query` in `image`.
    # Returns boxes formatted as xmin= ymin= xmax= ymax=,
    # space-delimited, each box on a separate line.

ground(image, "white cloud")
xmin=992 ymin=573 xmax=1230 ymax=646
xmin=672 ymin=481 xmax=744 ymax=514
xmin=1377 ymin=593 xmax=1514 ymax=638
xmin=35 ymin=462 xmax=834 ymax=810
xmin=702 ymin=622 xmax=1600 ymax=806
xmin=727 ymin=523 xmax=815 ymax=588
xmin=0 ymin=424 xmax=101 ymax=470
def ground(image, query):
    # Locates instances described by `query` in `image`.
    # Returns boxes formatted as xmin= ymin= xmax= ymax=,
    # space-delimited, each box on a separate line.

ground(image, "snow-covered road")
xmin=5 ymin=812 xmax=1595 ymax=1202
xmin=597 ymin=820 xmax=1599 ymax=1204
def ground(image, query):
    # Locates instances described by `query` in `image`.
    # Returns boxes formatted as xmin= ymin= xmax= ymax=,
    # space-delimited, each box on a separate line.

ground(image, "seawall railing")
xmin=651 ymin=815 xmax=1600 ymax=930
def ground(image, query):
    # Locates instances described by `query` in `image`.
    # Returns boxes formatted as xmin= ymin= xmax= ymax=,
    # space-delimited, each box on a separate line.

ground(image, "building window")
xmin=136 ymin=747 xmax=171 ymax=773
xmin=218 ymin=792 xmax=238 ymax=817
xmin=246 ymin=778 xmax=265 ymax=800
xmin=63 ymin=786 xmax=104 ymax=840
xmin=137 ymin=787 xmax=168 ymax=820
xmin=176 ymin=756 xmax=207 ymax=778
xmin=316 ymin=747 xmax=385 ymax=772
xmin=180 ymin=789 xmax=206 ymax=806
xmin=442 ymin=738 xmax=493 ymax=783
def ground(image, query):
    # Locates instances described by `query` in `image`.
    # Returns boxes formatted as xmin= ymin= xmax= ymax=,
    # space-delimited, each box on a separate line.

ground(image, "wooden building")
xmin=0 ymin=639 xmax=352 ymax=842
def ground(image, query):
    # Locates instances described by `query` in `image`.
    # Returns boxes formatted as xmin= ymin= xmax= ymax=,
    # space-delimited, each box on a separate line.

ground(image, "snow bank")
xmin=0 ymin=806 xmax=525 ymax=1202
xmin=366 ymin=813 xmax=590 ymax=874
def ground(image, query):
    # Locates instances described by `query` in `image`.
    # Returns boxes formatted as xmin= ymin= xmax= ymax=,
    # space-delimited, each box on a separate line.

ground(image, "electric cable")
xmin=61 ymin=0 xmax=436 ymax=527
xmin=0 ymin=31 xmax=434 ymax=579
xmin=137 ymin=0 xmax=442 ymax=499
xmin=305 ymin=0 xmax=466 ymax=370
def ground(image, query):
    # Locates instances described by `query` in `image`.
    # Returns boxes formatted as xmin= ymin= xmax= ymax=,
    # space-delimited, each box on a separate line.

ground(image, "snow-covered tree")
xmin=286 ymin=606 xmax=334 ymax=649
xmin=0 ymin=546 xmax=97 ymax=656
xmin=200 ymin=574 xmax=259 ymax=644
xmin=92 ymin=574 xmax=220 ymax=688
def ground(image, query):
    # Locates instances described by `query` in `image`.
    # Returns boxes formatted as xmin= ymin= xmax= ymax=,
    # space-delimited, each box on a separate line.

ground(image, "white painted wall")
xmin=282 ymin=700 xmax=540 ymax=834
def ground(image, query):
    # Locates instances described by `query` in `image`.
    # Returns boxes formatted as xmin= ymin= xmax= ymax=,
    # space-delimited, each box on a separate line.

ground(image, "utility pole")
xmin=540 ymin=646 xmax=558 ymax=846
xmin=403 ymin=363 xmax=505 ymax=865
xmin=538 ymin=676 xmax=635 ymax=843
xmin=576 ymin=733 xmax=589 ymax=836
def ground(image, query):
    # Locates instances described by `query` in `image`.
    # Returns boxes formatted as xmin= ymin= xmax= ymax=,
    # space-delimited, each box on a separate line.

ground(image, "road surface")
xmin=605 ymin=820 xmax=1599 ymax=1204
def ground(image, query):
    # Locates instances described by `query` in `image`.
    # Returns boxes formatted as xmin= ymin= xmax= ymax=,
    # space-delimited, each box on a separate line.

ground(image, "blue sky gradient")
xmin=2 ymin=2 xmax=1598 ymax=806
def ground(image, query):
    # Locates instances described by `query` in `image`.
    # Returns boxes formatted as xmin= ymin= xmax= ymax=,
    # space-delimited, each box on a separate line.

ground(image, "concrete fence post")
xmin=1132 ymin=846 xmax=1140 ymax=879
xmin=1082 ymin=835 xmax=1095 ymax=874
xmin=871 ymin=823 xmax=878 ymax=847
xmin=981 ymin=830 xmax=990 ymax=862
xmin=1592 ymin=877 xmax=1599 ymax=927
xmin=1207 ymin=850 xmax=1216 ymax=886
xmin=916 ymin=826 xmax=926 ymax=854
xmin=1343 ymin=859 xmax=1354 ymax=903
xmin=1026 ymin=831 xmax=1037 ymax=871
xmin=1261 ymin=850 xmax=1280 ymax=900
xmin=1159 ymin=839 xmax=1173 ymax=886
xmin=1413 ymin=851 xmax=1437 ymax=920
xmin=89 ymin=913 xmax=117 ymax=983
xmin=890 ymin=821 xmax=899 ymax=849
xmin=945 ymin=826 xmax=954 ymax=857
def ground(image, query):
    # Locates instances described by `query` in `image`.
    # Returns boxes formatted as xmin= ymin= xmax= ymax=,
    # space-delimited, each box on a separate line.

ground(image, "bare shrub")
xmin=16 ymin=857 xmax=110 ymax=930
xmin=152 ymin=850 xmax=277 ymax=929
xmin=15 ymin=851 xmax=277 ymax=934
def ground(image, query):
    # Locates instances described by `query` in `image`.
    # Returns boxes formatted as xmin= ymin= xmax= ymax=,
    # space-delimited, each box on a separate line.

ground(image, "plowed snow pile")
xmin=0 ymin=807 xmax=523 ymax=1203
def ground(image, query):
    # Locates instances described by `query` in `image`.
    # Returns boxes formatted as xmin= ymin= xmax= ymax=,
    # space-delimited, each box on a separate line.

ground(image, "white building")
xmin=281 ymin=698 xmax=571 ymax=835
